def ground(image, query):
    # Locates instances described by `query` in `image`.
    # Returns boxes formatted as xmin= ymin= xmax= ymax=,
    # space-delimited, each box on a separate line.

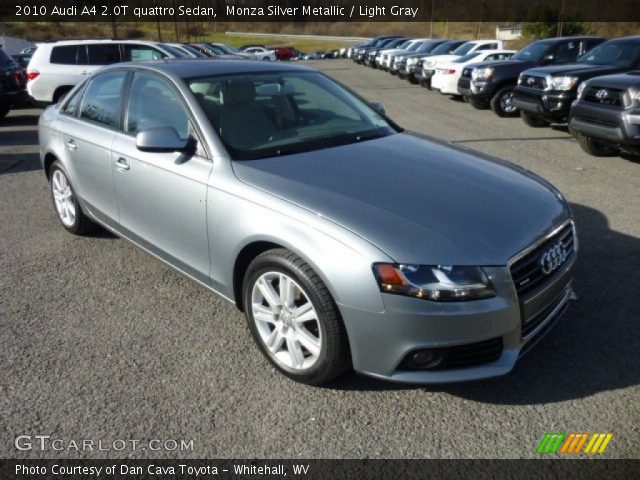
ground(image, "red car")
xmin=274 ymin=47 xmax=297 ymax=61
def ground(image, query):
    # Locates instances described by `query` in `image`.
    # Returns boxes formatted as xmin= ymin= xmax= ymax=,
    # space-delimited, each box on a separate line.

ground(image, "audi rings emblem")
xmin=540 ymin=242 xmax=568 ymax=275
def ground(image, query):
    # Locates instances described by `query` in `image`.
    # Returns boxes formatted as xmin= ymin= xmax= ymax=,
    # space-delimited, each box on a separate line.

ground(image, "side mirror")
xmin=135 ymin=127 xmax=188 ymax=153
xmin=541 ymin=54 xmax=555 ymax=65
xmin=371 ymin=101 xmax=386 ymax=115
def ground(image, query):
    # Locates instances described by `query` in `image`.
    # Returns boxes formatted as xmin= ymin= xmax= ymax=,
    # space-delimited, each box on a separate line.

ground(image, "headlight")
xmin=407 ymin=58 xmax=418 ymax=65
xmin=576 ymin=82 xmax=588 ymax=99
xmin=547 ymin=76 xmax=579 ymax=91
xmin=424 ymin=60 xmax=434 ymax=69
xmin=373 ymin=264 xmax=496 ymax=301
xmin=517 ymin=72 xmax=524 ymax=85
xmin=471 ymin=67 xmax=494 ymax=80
xmin=630 ymin=88 xmax=640 ymax=102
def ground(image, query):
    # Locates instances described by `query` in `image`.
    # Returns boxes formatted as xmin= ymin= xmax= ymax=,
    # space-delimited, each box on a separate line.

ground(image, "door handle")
xmin=115 ymin=157 xmax=130 ymax=171
xmin=66 ymin=139 xmax=77 ymax=150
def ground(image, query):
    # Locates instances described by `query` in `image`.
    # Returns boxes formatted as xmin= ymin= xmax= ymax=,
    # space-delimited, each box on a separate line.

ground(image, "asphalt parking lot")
xmin=1 ymin=59 xmax=638 ymax=459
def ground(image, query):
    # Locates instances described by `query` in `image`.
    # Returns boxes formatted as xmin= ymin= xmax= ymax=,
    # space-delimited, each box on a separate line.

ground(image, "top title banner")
xmin=3 ymin=0 xmax=640 ymax=22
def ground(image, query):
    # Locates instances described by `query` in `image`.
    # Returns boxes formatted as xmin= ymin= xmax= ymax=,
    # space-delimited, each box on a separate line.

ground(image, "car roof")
xmin=102 ymin=58 xmax=314 ymax=78
xmin=38 ymin=39 xmax=166 ymax=47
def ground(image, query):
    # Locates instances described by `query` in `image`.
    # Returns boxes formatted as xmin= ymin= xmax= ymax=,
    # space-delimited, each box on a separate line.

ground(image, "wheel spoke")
xmin=296 ymin=327 xmax=320 ymax=357
xmin=286 ymin=336 xmax=305 ymax=368
xmin=257 ymin=277 xmax=281 ymax=308
xmin=253 ymin=304 xmax=276 ymax=323
xmin=265 ymin=329 xmax=284 ymax=353
xmin=279 ymin=274 xmax=296 ymax=308
xmin=293 ymin=302 xmax=316 ymax=323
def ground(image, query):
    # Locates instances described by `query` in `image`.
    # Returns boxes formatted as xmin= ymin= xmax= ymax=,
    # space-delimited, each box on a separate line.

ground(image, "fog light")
xmin=410 ymin=350 xmax=443 ymax=369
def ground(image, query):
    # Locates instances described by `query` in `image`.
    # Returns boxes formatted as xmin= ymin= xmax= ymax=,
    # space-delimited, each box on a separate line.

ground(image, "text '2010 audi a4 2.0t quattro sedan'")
xmin=38 ymin=60 xmax=577 ymax=385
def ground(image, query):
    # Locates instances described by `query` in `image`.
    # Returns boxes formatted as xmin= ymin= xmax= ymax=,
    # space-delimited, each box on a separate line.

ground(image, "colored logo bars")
xmin=537 ymin=433 xmax=613 ymax=454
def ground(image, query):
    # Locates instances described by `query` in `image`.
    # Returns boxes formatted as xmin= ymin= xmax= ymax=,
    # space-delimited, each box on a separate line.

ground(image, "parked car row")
xmin=352 ymin=34 xmax=640 ymax=159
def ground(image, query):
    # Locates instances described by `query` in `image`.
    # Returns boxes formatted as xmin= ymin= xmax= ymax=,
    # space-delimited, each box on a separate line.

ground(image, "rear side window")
xmin=87 ymin=44 xmax=121 ymax=65
xmin=122 ymin=44 xmax=167 ymax=61
xmin=50 ymin=46 xmax=78 ymax=65
xmin=477 ymin=43 xmax=498 ymax=51
xmin=61 ymin=84 xmax=85 ymax=114
xmin=79 ymin=71 xmax=126 ymax=127
xmin=125 ymin=72 xmax=189 ymax=139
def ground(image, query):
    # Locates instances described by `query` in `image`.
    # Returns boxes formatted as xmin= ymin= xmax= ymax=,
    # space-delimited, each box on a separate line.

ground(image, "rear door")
xmin=110 ymin=71 xmax=212 ymax=282
xmin=59 ymin=69 xmax=127 ymax=222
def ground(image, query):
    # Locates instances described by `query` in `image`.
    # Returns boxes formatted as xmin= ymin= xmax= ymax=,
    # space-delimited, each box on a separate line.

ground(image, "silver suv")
xmin=38 ymin=60 xmax=577 ymax=385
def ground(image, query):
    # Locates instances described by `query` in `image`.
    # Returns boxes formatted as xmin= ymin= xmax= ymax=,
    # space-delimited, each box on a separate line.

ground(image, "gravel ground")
xmin=0 ymin=59 xmax=638 ymax=459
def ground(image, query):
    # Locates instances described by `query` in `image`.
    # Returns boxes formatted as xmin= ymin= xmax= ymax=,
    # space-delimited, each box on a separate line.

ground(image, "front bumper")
xmin=513 ymin=87 xmax=576 ymax=121
xmin=569 ymin=102 xmax=640 ymax=147
xmin=339 ymin=258 xmax=576 ymax=383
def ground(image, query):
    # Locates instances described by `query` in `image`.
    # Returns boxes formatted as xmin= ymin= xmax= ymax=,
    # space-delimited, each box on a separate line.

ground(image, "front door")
xmin=110 ymin=71 xmax=212 ymax=283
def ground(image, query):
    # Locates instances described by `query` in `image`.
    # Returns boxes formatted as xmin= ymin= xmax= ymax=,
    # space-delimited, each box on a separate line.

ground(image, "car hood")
xmin=524 ymin=63 xmax=626 ymax=77
xmin=424 ymin=54 xmax=458 ymax=65
xmin=482 ymin=58 xmax=530 ymax=68
xmin=232 ymin=133 xmax=569 ymax=265
xmin=585 ymin=71 xmax=640 ymax=88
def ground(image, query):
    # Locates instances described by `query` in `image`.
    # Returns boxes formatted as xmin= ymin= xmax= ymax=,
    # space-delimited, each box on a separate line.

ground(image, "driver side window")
xmin=125 ymin=72 xmax=190 ymax=140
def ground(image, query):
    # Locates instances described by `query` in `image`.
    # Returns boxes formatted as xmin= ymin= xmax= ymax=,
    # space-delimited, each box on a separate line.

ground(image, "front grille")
xmin=521 ymin=290 xmax=566 ymax=339
xmin=574 ymin=115 xmax=619 ymax=129
xmin=583 ymin=86 xmax=625 ymax=108
xmin=520 ymin=74 xmax=547 ymax=90
xmin=400 ymin=337 xmax=503 ymax=371
xmin=514 ymin=90 xmax=540 ymax=103
xmin=510 ymin=223 xmax=575 ymax=298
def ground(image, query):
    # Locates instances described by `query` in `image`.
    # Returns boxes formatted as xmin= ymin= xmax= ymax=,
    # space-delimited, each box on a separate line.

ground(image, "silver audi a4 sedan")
xmin=38 ymin=60 xmax=577 ymax=385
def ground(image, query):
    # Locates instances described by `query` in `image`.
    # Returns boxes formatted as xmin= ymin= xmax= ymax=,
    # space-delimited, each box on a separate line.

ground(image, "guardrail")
xmin=225 ymin=31 xmax=370 ymax=43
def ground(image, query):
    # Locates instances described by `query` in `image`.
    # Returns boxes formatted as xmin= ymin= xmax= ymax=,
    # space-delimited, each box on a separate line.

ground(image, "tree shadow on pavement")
xmin=330 ymin=202 xmax=640 ymax=404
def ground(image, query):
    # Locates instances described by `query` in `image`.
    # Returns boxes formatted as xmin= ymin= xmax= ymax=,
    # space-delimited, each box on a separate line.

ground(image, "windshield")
xmin=454 ymin=52 xmax=483 ymax=63
xmin=416 ymin=42 xmax=440 ymax=53
xmin=162 ymin=44 xmax=189 ymax=58
xmin=182 ymin=45 xmax=207 ymax=57
xmin=224 ymin=44 xmax=242 ymax=53
xmin=431 ymin=42 xmax=459 ymax=55
xmin=406 ymin=41 xmax=424 ymax=52
xmin=397 ymin=40 xmax=412 ymax=49
xmin=579 ymin=41 xmax=640 ymax=68
xmin=452 ymin=43 xmax=475 ymax=56
xmin=189 ymin=71 xmax=397 ymax=160
xmin=512 ymin=42 xmax=551 ymax=62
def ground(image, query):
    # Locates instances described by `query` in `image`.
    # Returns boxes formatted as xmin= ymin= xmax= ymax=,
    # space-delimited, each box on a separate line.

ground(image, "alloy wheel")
xmin=51 ymin=170 xmax=76 ymax=227
xmin=500 ymin=91 xmax=516 ymax=113
xmin=251 ymin=271 xmax=322 ymax=371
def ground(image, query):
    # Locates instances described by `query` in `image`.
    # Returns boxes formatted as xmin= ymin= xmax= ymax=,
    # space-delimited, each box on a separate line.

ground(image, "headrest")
xmin=223 ymin=80 xmax=255 ymax=105
xmin=255 ymin=82 xmax=294 ymax=96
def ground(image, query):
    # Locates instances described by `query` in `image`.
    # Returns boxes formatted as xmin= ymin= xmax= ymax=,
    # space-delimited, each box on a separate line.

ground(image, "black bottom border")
xmin=1 ymin=459 xmax=638 ymax=479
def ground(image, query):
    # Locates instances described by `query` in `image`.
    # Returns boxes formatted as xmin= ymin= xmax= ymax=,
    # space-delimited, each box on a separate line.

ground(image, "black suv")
xmin=513 ymin=36 xmax=640 ymax=127
xmin=568 ymin=71 xmax=640 ymax=157
xmin=0 ymin=47 xmax=27 ymax=119
xmin=458 ymin=36 xmax=604 ymax=117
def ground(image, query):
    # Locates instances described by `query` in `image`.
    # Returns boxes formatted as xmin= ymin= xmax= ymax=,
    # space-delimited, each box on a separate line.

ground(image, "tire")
xmin=242 ymin=248 xmax=350 ymax=385
xmin=450 ymin=94 xmax=464 ymax=102
xmin=49 ymin=161 xmax=94 ymax=235
xmin=263 ymin=56 xmax=270 ymax=61
xmin=576 ymin=133 xmax=616 ymax=157
xmin=0 ymin=104 xmax=10 ymax=119
xmin=490 ymin=86 xmax=519 ymax=117
xmin=466 ymin=96 xmax=490 ymax=110
xmin=520 ymin=111 xmax=550 ymax=128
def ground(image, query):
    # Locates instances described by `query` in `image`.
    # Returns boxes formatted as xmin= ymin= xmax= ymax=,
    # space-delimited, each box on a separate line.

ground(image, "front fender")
xmin=206 ymin=184 xmax=390 ymax=314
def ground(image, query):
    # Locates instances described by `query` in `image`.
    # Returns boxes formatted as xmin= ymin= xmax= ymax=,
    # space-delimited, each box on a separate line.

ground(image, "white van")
xmin=27 ymin=39 xmax=179 ymax=103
